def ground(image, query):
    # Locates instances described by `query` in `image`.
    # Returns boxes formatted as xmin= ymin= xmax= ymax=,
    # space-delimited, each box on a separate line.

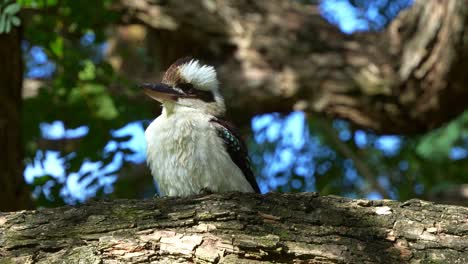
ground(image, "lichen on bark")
xmin=0 ymin=193 xmax=467 ymax=263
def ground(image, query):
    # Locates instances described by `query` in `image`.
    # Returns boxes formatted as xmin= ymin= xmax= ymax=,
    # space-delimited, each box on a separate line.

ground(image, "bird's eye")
xmin=178 ymin=83 xmax=194 ymax=92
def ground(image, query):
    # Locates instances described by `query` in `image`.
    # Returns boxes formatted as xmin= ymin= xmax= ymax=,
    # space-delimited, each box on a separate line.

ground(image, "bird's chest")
xmin=145 ymin=114 xmax=221 ymax=195
xmin=150 ymin=116 xmax=198 ymax=156
xmin=147 ymin=115 xmax=208 ymax=167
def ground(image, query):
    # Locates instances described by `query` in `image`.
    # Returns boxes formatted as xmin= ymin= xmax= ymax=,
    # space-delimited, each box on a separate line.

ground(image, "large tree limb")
xmin=113 ymin=0 xmax=467 ymax=134
xmin=0 ymin=193 xmax=466 ymax=263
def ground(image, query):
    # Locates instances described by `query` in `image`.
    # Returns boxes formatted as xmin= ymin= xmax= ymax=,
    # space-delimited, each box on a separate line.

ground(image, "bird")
xmin=142 ymin=57 xmax=260 ymax=197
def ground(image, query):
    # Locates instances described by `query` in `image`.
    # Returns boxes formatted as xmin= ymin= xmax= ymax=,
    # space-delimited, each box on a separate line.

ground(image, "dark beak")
xmin=140 ymin=83 xmax=184 ymax=102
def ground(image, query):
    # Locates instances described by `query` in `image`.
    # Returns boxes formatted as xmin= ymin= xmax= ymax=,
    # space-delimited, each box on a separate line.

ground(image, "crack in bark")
xmin=1 ymin=193 xmax=466 ymax=263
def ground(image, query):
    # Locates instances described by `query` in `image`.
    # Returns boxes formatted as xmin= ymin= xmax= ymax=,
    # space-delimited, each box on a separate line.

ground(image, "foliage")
xmin=0 ymin=0 xmax=20 ymax=33
xmin=250 ymin=111 xmax=468 ymax=201
xmin=20 ymin=0 xmax=153 ymax=206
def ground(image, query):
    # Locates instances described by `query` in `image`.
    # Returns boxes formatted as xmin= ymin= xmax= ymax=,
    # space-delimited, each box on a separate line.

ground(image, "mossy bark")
xmin=1 ymin=193 xmax=466 ymax=263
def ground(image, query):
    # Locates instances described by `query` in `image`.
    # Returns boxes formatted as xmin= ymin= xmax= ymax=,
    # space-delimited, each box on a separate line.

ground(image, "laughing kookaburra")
xmin=142 ymin=57 xmax=260 ymax=196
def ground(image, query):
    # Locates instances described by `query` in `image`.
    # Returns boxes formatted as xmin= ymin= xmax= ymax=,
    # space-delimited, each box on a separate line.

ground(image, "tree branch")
xmin=110 ymin=0 xmax=467 ymax=134
xmin=0 ymin=27 xmax=33 ymax=211
xmin=319 ymin=118 xmax=391 ymax=199
xmin=0 ymin=193 xmax=466 ymax=263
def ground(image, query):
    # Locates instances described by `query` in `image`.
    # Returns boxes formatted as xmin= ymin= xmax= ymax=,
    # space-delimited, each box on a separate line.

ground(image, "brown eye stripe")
xmin=195 ymin=90 xmax=215 ymax=102
xmin=178 ymin=83 xmax=194 ymax=92
xmin=176 ymin=82 xmax=215 ymax=102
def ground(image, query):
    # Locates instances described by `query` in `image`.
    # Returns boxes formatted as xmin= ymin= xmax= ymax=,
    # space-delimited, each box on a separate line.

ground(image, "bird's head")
xmin=141 ymin=58 xmax=225 ymax=116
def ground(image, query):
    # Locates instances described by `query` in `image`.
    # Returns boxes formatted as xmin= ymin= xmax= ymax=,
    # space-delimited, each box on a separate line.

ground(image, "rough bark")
xmin=112 ymin=0 xmax=468 ymax=134
xmin=0 ymin=28 xmax=33 ymax=211
xmin=0 ymin=193 xmax=467 ymax=263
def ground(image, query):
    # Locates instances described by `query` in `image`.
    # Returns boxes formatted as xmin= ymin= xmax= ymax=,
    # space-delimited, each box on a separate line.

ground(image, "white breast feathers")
xmin=145 ymin=110 xmax=254 ymax=196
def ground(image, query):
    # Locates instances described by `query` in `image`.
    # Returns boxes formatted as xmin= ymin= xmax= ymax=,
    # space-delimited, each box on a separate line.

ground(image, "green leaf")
xmin=0 ymin=14 xmax=6 ymax=33
xmin=78 ymin=60 xmax=96 ymax=81
xmin=17 ymin=0 xmax=33 ymax=6
xmin=3 ymin=3 xmax=20 ymax=15
xmin=10 ymin=15 xmax=19 ymax=26
xmin=47 ymin=0 xmax=58 ymax=5
xmin=49 ymin=37 xmax=64 ymax=58
xmin=32 ymin=175 xmax=54 ymax=186
xmin=416 ymin=122 xmax=460 ymax=160
xmin=4 ymin=18 xmax=10 ymax=32
xmin=78 ymin=83 xmax=119 ymax=120
xmin=94 ymin=93 xmax=118 ymax=120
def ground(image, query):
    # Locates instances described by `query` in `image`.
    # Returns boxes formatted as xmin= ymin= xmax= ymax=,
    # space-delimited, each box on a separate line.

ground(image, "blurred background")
xmin=1 ymin=0 xmax=467 ymax=211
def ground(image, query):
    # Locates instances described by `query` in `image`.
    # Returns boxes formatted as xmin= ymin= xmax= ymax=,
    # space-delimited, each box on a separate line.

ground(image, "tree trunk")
xmin=113 ymin=0 xmax=468 ymax=134
xmin=0 ymin=193 xmax=466 ymax=263
xmin=0 ymin=28 xmax=32 ymax=211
